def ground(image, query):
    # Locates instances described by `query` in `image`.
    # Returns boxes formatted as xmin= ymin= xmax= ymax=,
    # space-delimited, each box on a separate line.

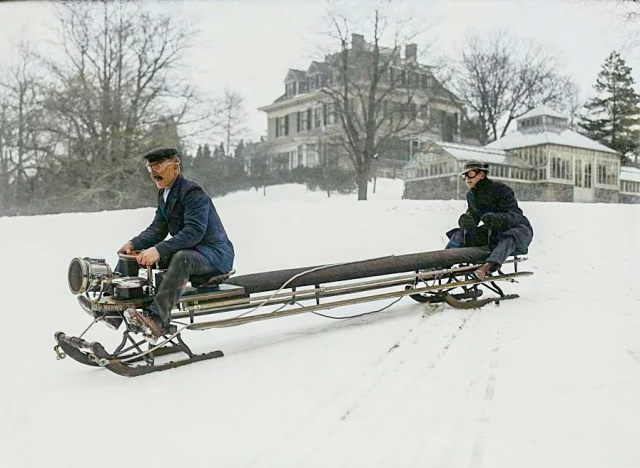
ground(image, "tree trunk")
xmin=357 ymin=171 xmax=368 ymax=200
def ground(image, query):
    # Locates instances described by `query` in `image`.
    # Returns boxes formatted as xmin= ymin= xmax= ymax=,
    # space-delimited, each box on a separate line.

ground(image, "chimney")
xmin=405 ymin=43 xmax=417 ymax=62
xmin=352 ymin=33 xmax=365 ymax=51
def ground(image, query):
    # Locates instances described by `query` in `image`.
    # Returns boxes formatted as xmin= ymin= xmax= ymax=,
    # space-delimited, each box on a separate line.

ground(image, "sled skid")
xmin=410 ymin=288 xmax=483 ymax=304
xmin=442 ymin=292 xmax=520 ymax=309
xmin=54 ymin=331 xmax=223 ymax=377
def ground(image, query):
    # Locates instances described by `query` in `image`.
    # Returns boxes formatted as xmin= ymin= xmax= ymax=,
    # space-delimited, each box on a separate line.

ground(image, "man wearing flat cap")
xmin=446 ymin=160 xmax=533 ymax=279
xmin=117 ymin=146 xmax=235 ymax=339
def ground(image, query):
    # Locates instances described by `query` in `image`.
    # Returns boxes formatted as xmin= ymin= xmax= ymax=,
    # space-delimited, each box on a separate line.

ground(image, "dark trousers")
xmin=445 ymin=226 xmax=492 ymax=249
xmin=116 ymin=249 xmax=221 ymax=324
xmin=445 ymin=227 xmax=520 ymax=267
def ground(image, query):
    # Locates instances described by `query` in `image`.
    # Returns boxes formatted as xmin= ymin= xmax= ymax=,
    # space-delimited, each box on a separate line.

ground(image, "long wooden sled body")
xmin=54 ymin=247 xmax=532 ymax=377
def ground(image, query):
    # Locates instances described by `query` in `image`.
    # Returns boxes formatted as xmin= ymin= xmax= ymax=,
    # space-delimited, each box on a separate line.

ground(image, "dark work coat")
xmin=130 ymin=174 xmax=235 ymax=273
xmin=456 ymin=177 xmax=533 ymax=255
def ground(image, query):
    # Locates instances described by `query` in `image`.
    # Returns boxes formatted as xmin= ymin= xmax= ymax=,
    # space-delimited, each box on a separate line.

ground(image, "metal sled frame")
xmin=55 ymin=248 xmax=532 ymax=377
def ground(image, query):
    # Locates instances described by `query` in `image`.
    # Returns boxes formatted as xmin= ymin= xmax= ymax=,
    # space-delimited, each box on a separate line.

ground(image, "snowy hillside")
xmin=1 ymin=178 xmax=640 ymax=468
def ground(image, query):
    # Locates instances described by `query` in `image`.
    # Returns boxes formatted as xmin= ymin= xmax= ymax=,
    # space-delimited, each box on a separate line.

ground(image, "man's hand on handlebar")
xmin=136 ymin=247 xmax=160 ymax=267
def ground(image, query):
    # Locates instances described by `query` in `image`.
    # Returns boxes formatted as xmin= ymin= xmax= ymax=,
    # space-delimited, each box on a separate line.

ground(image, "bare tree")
xmin=599 ymin=0 xmax=640 ymax=48
xmin=36 ymin=0 xmax=214 ymax=211
xmin=451 ymin=31 xmax=575 ymax=144
xmin=320 ymin=10 xmax=448 ymax=200
xmin=245 ymin=139 xmax=277 ymax=196
xmin=0 ymin=98 xmax=10 ymax=214
xmin=556 ymin=78 xmax=583 ymax=130
xmin=0 ymin=41 xmax=47 ymax=213
xmin=218 ymin=88 xmax=249 ymax=157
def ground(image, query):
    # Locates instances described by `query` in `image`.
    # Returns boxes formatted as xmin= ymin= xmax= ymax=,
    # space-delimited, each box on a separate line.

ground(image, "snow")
xmin=2 ymin=178 xmax=640 ymax=468
xmin=518 ymin=105 xmax=567 ymax=120
xmin=434 ymin=142 xmax=532 ymax=168
xmin=621 ymin=165 xmax=640 ymax=183
xmin=485 ymin=126 xmax=619 ymax=154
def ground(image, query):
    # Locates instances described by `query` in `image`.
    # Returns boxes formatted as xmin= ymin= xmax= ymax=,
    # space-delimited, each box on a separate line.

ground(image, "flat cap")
xmin=459 ymin=160 xmax=490 ymax=176
xmin=142 ymin=147 xmax=179 ymax=164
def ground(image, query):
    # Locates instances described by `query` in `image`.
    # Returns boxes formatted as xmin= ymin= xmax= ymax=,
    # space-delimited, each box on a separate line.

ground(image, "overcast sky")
xmin=1 ymin=0 xmax=639 ymax=146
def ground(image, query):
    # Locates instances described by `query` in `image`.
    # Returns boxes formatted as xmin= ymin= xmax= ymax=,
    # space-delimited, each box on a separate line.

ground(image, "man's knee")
xmin=167 ymin=249 xmax=199 ymax=275
xmin=171 ymin=250 xmax=190 ymax=264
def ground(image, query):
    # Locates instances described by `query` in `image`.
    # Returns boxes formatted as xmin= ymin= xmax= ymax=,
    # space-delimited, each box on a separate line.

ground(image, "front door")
xmin=573 ymin=159 xmax=594 ymax=202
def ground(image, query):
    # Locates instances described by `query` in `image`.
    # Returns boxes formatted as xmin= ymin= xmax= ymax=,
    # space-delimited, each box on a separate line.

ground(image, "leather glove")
xmin=458 ymin=213 xmax=477 ymax=230
xmin=480 ymin=212 xmax=506 ymax=230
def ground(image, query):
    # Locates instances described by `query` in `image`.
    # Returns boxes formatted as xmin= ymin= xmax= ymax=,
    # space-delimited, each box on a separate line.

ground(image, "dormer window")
xmin=308 ymin=74 xmax=327 ymax=91
xmin=286 ymin=82 xmax=296 ymax=97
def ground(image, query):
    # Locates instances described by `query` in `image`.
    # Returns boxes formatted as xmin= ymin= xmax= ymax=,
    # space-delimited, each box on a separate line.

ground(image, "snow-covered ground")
xmin=1 ymin=178 xmax=640 ymax=468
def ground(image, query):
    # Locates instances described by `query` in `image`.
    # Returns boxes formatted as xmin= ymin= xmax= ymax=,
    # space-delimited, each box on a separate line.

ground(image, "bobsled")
xmin=54 ymin=247 xmax=532 ymax=377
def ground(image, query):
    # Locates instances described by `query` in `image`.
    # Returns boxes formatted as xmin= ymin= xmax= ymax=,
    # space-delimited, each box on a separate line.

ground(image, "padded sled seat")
xmin=189 ymin=269 xmax=236 ymax=289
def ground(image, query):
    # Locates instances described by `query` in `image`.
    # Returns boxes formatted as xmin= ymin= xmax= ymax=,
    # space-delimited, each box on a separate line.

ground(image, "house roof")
xmin=259 ymin=88 xmax=324 ymax=111
xmin=518 ymin=105 xmax=566 ymax=120
xmin=273 ymin=94 xmax=287 ymax=103
xmin=620 ymin=165 xmax=640 ymax=183
xmin=285 ymin=69 xmax=307 ymax=82
xmin=434 ymin=141 xmax=533 ymax=168
xmin=308 ymin=61 xmax=331 ymax=75
xmin=485 ymin=126 xmax=618 ymax=154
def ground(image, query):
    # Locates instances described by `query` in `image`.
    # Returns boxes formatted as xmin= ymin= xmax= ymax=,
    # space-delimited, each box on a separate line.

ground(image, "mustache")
xmin=152 ymin=175 xmax=163 ymax=181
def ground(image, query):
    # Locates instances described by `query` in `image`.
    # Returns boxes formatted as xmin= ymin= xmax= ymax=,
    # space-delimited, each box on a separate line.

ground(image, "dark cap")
xmin=460 ymin=160 xmax=489 ymax=176
xmin=142 ymin=147 xmax=179 ymax=164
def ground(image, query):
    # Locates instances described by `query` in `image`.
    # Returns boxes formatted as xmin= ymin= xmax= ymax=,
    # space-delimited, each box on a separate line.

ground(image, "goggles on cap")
xmin=146 ymin=159 xmax=175 ymax=174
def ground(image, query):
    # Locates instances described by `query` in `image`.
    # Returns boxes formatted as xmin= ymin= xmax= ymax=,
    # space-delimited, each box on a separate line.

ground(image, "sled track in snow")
xmin=337 ymin=308 xmax=453 ymax=422
xmin=257 ymin=303 xmax=515 ymax=468
xmin=469 ymin=330 xmax=501 ymax=468
xmin=248 ymin=305 xmax=491 ymax=467
xmin=246 ymin=307 xmax=443 ymax=467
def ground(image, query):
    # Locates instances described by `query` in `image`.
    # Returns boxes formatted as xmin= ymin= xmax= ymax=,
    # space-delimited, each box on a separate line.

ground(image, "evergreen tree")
xmin=579 ymin=51 xmax=640 ymax=164
xmin=213 ymin=143 xmax=224 ymax=159
xmin=235 ymin=140 xmax=245 ymax=159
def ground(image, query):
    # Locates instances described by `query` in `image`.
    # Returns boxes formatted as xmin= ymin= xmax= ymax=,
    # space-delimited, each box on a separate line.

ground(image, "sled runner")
xmin=54 ymin=247 xmax=532 ymax=377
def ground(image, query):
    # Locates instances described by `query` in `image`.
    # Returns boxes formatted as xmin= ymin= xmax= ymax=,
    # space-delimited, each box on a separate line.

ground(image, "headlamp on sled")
xmin=68 ymin=257 xmax=113 ymax=295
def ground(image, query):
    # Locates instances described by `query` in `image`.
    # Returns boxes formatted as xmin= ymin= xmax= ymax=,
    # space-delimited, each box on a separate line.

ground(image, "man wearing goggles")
xmin=116 ymin=146 xmax=235 ymax=339
xmin=145 ymin=158 xmax=176 ymax=176
xmin=445 ymin=160 xmax=533 ymax=280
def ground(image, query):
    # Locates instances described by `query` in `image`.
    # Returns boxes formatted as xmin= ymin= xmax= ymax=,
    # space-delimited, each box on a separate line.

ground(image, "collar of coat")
xmin=158 ymin=174 xmax=183 ymax=199
xmin=159 ymin=173 xmax=184 ymax=215
xmin=472 ymin=176 xmax=491 ymax=192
